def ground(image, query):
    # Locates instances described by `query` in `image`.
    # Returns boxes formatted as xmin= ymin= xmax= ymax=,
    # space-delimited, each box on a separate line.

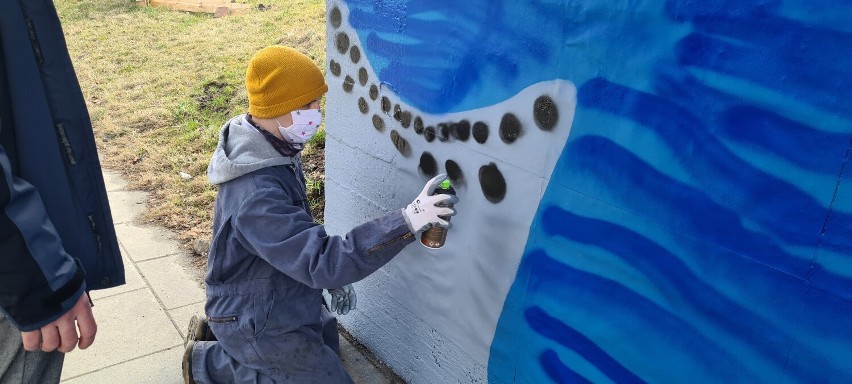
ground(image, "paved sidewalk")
xmin=60 ymin=170 xmax=397 ymax=383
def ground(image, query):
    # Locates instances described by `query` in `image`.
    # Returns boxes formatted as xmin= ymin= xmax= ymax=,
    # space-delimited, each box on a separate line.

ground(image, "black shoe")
xmin=185 ymin=315 xmax=217 ymax=347
xmin=183 ymin=340 xmax=197 ymax=384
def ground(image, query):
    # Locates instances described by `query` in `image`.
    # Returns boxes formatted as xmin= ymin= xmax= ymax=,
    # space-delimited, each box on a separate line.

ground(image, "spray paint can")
xmin=420 ymin=179 xmax=456 ymax=249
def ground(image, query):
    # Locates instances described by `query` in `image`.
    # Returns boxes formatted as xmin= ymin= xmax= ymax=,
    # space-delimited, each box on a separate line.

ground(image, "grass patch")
xmin=56 ymin=0 xmax=328 ymax=248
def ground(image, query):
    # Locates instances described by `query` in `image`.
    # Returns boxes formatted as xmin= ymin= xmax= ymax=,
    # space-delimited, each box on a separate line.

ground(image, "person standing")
xmin=0 ymin=0 xmax=125 ymax=382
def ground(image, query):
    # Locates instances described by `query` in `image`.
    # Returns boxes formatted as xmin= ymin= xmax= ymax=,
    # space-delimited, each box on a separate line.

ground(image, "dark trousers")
xmin=191 ymin=305 xmax=352 ymax=383
xmin=0 ymin=313 xmax=64 ymax=384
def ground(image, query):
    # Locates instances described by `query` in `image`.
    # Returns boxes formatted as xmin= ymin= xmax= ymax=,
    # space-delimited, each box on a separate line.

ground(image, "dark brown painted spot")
xmin=451 ymin=120 xmax=471 ymax=141
xmin=358 ymin=67 xmax=368 ymax=86
xmin=533 ymin=95 xmax=558 ymax=131
xmin=499 ymin=113 xmax=522 ymax=144
xmin=446 ymin=160 xmax=464 ymax=185
xmin=369 ymin=84 xmax=378 ymax=100
xmin=358 ymin=97 xmax=369 ymax=114
xmin=473 ymin=121 xmax=489 ymax=144
xmin=350 ymin=46 xmax=361 ymax=64
xmin=329 ymin=60 xmax=341 ymax=77
xmin=390 ymin=130 xmax=411 ymax=157
xmin=330 ymin=6 xmax=342 ymax=28
xmin=381 ymin=96 xmax=391 ymax=113
xmin=393 ymin=104 xmax=402 ymax=121
xmin=335 ymin=32 xmax=350 ymax=54
xmin=424 ymin=126 xmax=436 ymax=142
xmin=372 ymin=114 xmax=385 ymax=131
xmin=343 ymin=75 xmax=355 ymax=92
xmin=400 ymin=111 xmax=412 ymax=128
xmin=479 ymin=163 xmax=506 ymax=203
xmin=413 ymin=116 xmax=424 ymax=134
xmin=437 ymin=123 xmax=451 ymax=141
xmin=419 ymin=152 xmax=438 ymax=177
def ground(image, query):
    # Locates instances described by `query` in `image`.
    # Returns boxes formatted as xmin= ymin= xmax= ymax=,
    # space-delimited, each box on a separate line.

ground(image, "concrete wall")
xmin=324 ymin=1 xmax=852 ymax=383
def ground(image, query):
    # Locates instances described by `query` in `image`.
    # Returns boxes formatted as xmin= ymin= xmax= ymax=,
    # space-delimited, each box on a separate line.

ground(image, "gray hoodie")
xmin=208 ymin=114 xmax=294 ymax=185
xmin=199 ymin=114 xmax=415 ymax=382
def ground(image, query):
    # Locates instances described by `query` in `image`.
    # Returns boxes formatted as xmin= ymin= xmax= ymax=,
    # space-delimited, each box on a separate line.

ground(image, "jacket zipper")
xmin=208 ymin=315 xmax=238 ymax=323
xmin=288 ymin=164 xmax=306 ymax=193
xmin=25 ymin=18 xmax=44 ymax=64
xmin=288 ymin=162 xmax=312 ymax=216
xmin=55 ymin=123 xmax=78 ymax=165
xmin=367 ymin=232 xmax=414 ymax=254
xmin=87 ymin=215 xmax=102 ymax=253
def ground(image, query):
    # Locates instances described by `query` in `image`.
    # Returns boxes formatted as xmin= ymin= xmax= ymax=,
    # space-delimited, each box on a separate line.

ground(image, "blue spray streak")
xmin=540 ymin=350 xmax=593 ymax=384
xmin=526 ymin=307 xmax=646 ymax=384
xmin=676 ymin=34 xmax=850 ymax=117
xmin=521 ymin=249 xmax=748 ymax=382
xmin=577 ymin=77 xmax=851 ymax=251
xmin=650 ymin=69 xmax=851 ymax=174
xmin=718 ymin=106 xmax=850 ymax=172
xmin=541 ymin=205 xmax=836 ymax=382
xmin=559 ymin=135 xmax=812 ymax=275
xmin=344 ymin=0 xmax=562 ymax=113
xmin=664 ymin=0 xmax=781 ymax=20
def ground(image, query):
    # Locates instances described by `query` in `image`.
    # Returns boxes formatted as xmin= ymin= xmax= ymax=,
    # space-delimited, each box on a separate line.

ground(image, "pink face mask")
xmin=276 ymin=109 xmax=322 ymax=144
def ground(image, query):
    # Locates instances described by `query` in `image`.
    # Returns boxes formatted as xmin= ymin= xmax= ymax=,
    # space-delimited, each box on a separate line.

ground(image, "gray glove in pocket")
xmin=327 ymin=284 xmax=356 ymax=315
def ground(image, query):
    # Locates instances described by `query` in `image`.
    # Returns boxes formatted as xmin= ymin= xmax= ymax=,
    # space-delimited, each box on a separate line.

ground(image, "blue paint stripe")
xmin=561 ymin=135 xmax=812 ymax=275
xmin=523 ymin=249 xmax=748 ymax=381
xmin=540 ymin=349 xmax=594 ymax=384
xmin=664 ymin=0 xmax=781 ymax=21
xmin=675 ymin=33 xmax=849 ymax=116
xmin=718 ymin=106 xmax=851 ymax=172
xmin=690 ymin=15 xmax=852 ymax=76
xmin=526 ymin=306 xmax=646 ymax=384
xmin=540 ymin=204 xmax=838 ymax=380
xmin=576 ymin=77 xmax=850 ymax=250
xmin=649 ymin=69 xmax=850 ymax=174
xmin=347 ymin=9 xmax=404 ymax=34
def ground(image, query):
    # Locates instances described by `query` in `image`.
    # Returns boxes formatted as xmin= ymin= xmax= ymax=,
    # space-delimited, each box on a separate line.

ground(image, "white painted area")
xmin=325 ymin=2 xmax=576 ymax=381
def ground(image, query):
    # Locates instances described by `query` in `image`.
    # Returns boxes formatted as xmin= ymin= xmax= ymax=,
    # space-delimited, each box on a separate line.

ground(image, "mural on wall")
xmin=326 ymin=0 xmax=852 ymax=383
xmin=326 ymin=1 xmax=577 ymax=373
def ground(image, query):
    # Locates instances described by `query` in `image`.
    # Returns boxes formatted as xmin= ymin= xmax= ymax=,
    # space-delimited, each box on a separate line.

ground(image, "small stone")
xmin=192 ymin=239 xmax=210 ymax=256
xmin=180 ymin=172 xmax=193 ymax=180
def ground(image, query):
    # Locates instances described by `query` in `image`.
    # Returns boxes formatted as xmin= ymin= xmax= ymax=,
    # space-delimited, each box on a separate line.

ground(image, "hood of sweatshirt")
xmin=207 ymin=114 xmax=294 ymax=185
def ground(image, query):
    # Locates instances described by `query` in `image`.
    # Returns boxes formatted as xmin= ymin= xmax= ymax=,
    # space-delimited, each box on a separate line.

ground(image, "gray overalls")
xmin=192 ymin=116 xmax=414 ymax=383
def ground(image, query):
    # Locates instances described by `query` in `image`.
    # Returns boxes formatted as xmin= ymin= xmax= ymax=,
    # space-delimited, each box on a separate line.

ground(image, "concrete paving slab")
xmin=105 ymin=190 xmax=148 ymax=225
xmin=114 ymin=223 xmax=184 ymax=262
xmin=136 ymin=254 xmax=205 ymax=310
xmin=340 ymin=336 xmax=393 ymax=384
xmin=102 ymin=170 xmax=128 ymax=192
xmin=90 ymin=248 xmax=146 ymax=301
xmin=62 ymin=345 xmax=184 ymax=384
xmin=167 ymin=301 xmax=206 ymax=341
xmin=61 ymin=289 xmax=181 ymax=379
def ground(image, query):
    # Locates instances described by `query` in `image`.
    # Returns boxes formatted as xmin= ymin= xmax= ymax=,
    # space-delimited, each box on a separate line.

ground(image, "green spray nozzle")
xmin=440 ymin=179 xmax=452 ymax=189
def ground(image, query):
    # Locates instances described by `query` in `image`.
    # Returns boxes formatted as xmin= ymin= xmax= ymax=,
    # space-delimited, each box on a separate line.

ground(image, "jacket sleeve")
xmin=0 ymin=143 xmax=85 ymax=332
xmin=233 ymin=187 xmax=415 ymax=289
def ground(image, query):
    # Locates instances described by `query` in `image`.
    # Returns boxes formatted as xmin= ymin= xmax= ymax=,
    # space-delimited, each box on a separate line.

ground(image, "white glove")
xmin=327 ymin=284 xmax=356 ymax=315
xmin=401 ymin=174 xmax=459 ymax=235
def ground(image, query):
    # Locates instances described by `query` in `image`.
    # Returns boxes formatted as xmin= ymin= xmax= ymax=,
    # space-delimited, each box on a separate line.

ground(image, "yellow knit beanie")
xmin=246 ymin=46 xmax=328 ymax=118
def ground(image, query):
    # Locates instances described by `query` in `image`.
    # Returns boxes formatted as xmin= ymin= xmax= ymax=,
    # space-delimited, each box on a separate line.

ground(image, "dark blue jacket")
xmin=0 ymin=0 xmax=124 ymax=331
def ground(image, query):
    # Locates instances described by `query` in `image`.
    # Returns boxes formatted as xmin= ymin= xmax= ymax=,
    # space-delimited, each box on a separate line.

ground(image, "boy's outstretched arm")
xmin=233 ymin=175 xmax=457 ymax=289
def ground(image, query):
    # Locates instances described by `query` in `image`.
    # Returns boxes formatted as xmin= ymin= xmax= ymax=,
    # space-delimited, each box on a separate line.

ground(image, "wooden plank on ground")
xmin=136 ymin=0 xmax=252 ymax=15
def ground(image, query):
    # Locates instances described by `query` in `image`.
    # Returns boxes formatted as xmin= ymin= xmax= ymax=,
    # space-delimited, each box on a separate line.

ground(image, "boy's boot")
xmin=182 ymin=340 xmax=197 ymax=384
xmin=185 ymin=314 xmax=217 ymax=346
